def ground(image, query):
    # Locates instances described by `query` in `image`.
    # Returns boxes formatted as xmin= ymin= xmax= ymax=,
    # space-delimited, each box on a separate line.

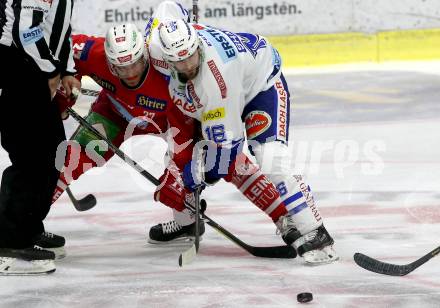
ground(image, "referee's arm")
xmin=11 ymin=0 xmax=73 ymax=78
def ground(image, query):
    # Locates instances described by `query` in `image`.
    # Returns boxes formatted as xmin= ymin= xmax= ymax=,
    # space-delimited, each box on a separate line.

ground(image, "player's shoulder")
xmin=146 ymin=63 xmax=169 ymax=84
xmin=72 ymin=34 xmax=105 ymax=63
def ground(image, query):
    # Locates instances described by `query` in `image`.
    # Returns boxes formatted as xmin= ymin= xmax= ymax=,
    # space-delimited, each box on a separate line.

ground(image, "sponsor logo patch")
xmin=117 ymin=54 xmax=132 ymax=64
xmin=275 ymin=81 xmax=288 ymax=140
xmin=90 ymin=74 xmax=116 ymax=93
xmin=136 ymin=95 xmax=167 ymax=111
xmin=173 ymin=96 xmax=196 ymax=113
xmin=187 ymin=81 xmax=202 ymax=108
xmin=115 ymin=37 xmax=125 ymax=43
xmin=201 ymin=28 xmax=237 ymax=63
xmin=151 ymin=57 xmax=169 ymax=69
xmin=245 ymin=111 xmax=272 ymax=139
xmin=202 ymin=108 xmax=225 ymax=122
xmin=193 ymin=24 xmax=205 ymax=30
xmin=222 ymin=30 xmax=246 ymax=53
xmin=207 ymin=60 xmax=227 ymax=99
xmin=167 ymin=21 xmax=178 ymax=32
xmin=20 ymin=26 xmax=43 ymax=45
xmin=178 ymin=49 xmax=188 ymax=57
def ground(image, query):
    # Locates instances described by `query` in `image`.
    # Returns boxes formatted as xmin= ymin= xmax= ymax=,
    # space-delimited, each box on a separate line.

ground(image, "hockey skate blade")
xmin=46 ymin=247 xmax=67 ymax=260
xmin=148 ymin=236 xmax=203 ymax=246
xmin=0 ymin=258 xmax=56 ymax=275
xmin=303 ymin=246 xmax=339 ymax=266
xmin=179 ymin=243 xmax=197 ymax=267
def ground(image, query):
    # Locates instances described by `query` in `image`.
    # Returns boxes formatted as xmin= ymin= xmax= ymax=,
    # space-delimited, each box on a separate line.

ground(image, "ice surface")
xmin=1 ymin=62 xmax=439 ymax=307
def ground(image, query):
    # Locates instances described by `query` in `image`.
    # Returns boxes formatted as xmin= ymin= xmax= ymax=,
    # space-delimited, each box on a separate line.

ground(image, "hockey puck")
xmin=297 ymin=292 xmax=313 ymax=303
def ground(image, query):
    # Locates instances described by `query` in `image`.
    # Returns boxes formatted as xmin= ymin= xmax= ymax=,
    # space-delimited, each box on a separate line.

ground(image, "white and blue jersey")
xmin=146 ymin=6 xmax=290 ymax=179
xmin=146 ymin=2 xmax=325 ymax=237
xmin=147 ymin=22 xmax=287 ymax=146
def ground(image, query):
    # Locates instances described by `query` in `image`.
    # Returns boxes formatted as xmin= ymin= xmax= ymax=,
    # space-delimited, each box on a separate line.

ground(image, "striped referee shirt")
xmin=0 ymin=0 xmax=75 ymax=77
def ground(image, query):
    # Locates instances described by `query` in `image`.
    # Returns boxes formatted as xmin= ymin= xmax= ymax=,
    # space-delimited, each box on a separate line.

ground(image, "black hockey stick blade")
xmin=354 ymin=246 xmax=440 ymax=276
xmin=74 ymin=194 xmax=97 ymax=211
xmin=65 ymin=187 xmax=97 ymax=212
xmin=187 ymin=200 xmax=296 ymax=259
xmin=208 ymin=219 xmax=297 ymax=259
xmin=354 ymin=253 xmax=413 ymax=276
xmin=204 ymin=215 xmax=296 ymax=258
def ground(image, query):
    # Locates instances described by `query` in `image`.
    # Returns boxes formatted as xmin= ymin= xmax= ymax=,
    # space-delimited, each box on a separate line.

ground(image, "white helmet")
xmin=158 ymin=19 xmax=199 ymax=62
xmin=104 ymin=23 xmax=145 ymax=67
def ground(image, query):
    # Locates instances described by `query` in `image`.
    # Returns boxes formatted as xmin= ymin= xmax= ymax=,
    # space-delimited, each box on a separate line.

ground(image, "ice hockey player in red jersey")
xmin=51 ymin=23 xmax=200 ymax=248
xmin=52 ymin=22 xmax=325 ymax=264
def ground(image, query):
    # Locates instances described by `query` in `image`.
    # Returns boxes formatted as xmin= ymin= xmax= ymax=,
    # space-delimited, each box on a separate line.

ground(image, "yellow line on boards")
xmin=268 ymin=28 xmax=440 ymax=68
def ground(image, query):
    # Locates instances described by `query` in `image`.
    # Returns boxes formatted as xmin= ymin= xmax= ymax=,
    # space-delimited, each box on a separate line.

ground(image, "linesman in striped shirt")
xmin=0 ymin=0 xmax=80 ymax=275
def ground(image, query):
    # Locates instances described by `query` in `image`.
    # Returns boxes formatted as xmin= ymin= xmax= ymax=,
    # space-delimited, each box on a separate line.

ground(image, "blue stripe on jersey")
xmin=289 ymin=201 xmax=308 ymax=215
xmin=80 ymin=40 xmax=95 ymax=61
xmin=284 ymin=191 xmax=303 ymax=206
xmin=106 ymin=94 xmax=149 ymax=129
xmin=204 ymin=138 xmax=244 ymax=181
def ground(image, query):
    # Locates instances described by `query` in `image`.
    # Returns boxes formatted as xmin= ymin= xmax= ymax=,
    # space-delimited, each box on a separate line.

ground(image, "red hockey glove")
xmin=53 ymin=87 xmax=80 ymax=120
xmin=154 ymin=168 xmax=191 ymax=212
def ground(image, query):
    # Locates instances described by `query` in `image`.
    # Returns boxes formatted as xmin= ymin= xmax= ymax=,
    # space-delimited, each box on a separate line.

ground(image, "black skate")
xmin=33 ymin=232 xmax=66 ymax=259
xmin=0 ymin=246 xmax=56 ymax=275
xmin=148 ymin=220 xmax=205 ymax=244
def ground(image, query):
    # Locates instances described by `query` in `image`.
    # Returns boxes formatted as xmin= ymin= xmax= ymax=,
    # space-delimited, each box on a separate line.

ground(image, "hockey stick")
xmin=66 ymin=107 xmax=297 ymax=259
xmin=57 ymin=87 xmax=97 ymax=211
xmin=179 ymin=143 xmax=203 ymax=266
xmin=80 ymin=88 xmax=100 ymax=97
xmin=192 ymin=0 xmax=199 ymax=23
xmin=354 ymin=246 xmax=440 ymax=276
xmin=179 ymin=186 xmax=202 ymax=266
xmin=186 ymin=1 xmax=200 ymax=260
xmin=65 ymin=186 xmax=97 ymax=212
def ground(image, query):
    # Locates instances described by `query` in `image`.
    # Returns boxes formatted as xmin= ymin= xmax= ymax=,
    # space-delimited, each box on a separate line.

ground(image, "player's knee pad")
xmin=224 ymin=152 xmax=287 ymax=220
xmin=251 ymin=141 xmax=323 ymax=234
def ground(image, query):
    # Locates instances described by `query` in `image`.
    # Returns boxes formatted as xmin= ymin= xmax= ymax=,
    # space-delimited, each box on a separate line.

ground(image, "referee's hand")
xmin=61 ymin=75 xmax=81 ymax=99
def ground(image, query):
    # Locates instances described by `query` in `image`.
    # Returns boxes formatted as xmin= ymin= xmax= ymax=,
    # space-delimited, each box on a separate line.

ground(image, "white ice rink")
xmin=1 ymin=62 xmax=440 ymax=307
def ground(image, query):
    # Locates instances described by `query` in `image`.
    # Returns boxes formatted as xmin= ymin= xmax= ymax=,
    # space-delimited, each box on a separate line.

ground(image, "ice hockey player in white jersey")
xmin=145 ymin=1 xmax=338 ymax=265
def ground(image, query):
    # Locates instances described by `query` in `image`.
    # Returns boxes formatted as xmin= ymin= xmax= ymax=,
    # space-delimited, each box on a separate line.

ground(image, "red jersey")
xmin=71 ymin=34 xmax=195 ymax=169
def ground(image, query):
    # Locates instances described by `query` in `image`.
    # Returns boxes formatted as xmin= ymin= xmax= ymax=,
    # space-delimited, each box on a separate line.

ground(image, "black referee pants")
xmin=0 ymin=45 xmax=66 ymax=248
